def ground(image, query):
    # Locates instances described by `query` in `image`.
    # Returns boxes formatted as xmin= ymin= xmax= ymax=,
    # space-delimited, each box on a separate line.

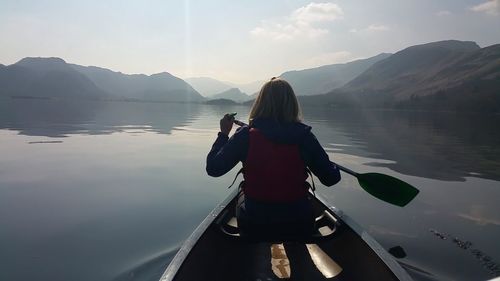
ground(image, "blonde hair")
xmin=249 ymin=77 xmax=302 ymax=124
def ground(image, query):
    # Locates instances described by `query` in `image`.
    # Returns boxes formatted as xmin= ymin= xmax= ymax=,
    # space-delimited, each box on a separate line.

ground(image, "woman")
xmin=206 ymin=77 xmax=340 ymax=236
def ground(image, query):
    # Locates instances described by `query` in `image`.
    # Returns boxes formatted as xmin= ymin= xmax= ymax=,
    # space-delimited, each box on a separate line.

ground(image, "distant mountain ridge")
xmin=225 ymin=80 xmax=264 ymax=96
xmin=210 ymin=88 xmax=249 ymax=102
xmin=185 ymin=77 xmax=264 ymax=97
xmin=341 ymin=40 xmax=481 ymax=98
xmin=71 ymin=64 xmax=203 ymax=102
xmin=2 ymin=39 xmax=498 ymax=112
xmin=188 ymin=53 xmax=391 ymax=99
xmin=280 ymin=53 xmax=392 ymax=96
xmin=0 ymin=57 xmax=204 ymax=102
xmin=302 ymin=40 xmax=500 ymax=112
xmin=185 ymin=77 xmax=232 ymax=97
xmin=0 ymin=57 xmax=104 ymax=99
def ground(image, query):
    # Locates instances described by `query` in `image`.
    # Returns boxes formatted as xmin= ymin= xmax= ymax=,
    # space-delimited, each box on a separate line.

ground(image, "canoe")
xmin=159 ymin=190 xmax=413 ymax=281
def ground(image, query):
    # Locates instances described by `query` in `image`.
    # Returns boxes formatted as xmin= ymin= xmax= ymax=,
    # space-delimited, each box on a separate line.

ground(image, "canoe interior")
xmin=168 ymin=193 xmax=404 ymax=281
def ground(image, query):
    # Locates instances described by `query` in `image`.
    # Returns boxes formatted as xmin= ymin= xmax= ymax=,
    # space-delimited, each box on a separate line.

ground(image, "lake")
xmin=0 ymin=98 xmax=499 ymax=281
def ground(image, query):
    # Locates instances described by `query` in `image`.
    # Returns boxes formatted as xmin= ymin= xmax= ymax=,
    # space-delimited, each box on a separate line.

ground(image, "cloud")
xmin=291 ymin=2 xmax=344 ymax=23
xmin=250 ymin=21 xmax=328 ymax=40
xmin=458 ymin=213 xmax=500 ymax=226
xmin=369 ymin=225 xmax=418 ymax=238
xmin=457 ymin=205 xmax=500 ymax=226
xmin=436 ymin=10 xmax=452 ymax=16
xmin=470 ymin=0 xmax=500 ymax=15
xmin=250 ymin=2 xmax=343 ymax=41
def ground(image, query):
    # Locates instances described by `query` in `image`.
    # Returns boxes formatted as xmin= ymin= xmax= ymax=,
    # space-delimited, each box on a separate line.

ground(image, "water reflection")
xmin=1 ymin=100 xmax=499 ymax=281
xmin=4 ymin=99 xmax=499 ymax=183
xmin=0 ymin=99 xmax=211 ymax=281
xmin=303 ymin=107 xmax=500 ymax=182
xmin=0 ymin=98 xmax=202 ymax=137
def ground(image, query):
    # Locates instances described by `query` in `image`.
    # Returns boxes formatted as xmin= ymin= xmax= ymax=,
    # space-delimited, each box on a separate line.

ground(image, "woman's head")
xmin=249 ymin=77 xmax=302 ymax=124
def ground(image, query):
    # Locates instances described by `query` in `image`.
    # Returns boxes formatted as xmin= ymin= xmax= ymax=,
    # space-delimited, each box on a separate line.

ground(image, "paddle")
xmin=231 ymin=117 xmax=419 ymax=207
xmin=333 ymin=163 xmax=419 ymax=207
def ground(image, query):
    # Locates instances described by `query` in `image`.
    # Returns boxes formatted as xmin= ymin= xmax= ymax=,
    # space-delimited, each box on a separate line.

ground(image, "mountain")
xmin=0 ymin=57 xmax=203 ymax=102
xmin=186 ymin=77 xmax=264 ymax=97
xmin=340 ymin=40 xmax=481 ymax=98
xmin=71 ymin=65 xmax=204 ymax=102
xmin=185 ymin=77 xmax=232 ymax=97
xmin=280 ymin=53 xmax=391 ymax=96
xmin=205 ymin=98 xmax=238 ymax=105
xmin=303 ymin=40 xmax=500 ymax=112
xmin=226 ymin=80 xmax=264 ymax=96
xmin=248 ymin=92 xmax=258 ymax=99
xmin=210 ymin=88 xmax=249 ymax=102
xmin=0 ymin=57 xmax=104 ymax=99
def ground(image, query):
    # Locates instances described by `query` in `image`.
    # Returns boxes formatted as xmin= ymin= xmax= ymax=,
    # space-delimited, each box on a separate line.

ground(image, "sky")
xmin=1 ymin=0 xmax=499 ymax=83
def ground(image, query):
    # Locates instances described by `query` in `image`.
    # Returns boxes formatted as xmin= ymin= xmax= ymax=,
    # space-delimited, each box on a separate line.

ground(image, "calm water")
xmin=1 ymin=98 xmax=499 ymax=281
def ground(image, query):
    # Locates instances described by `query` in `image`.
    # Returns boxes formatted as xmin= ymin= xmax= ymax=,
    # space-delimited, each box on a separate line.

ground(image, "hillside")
xmin=280 ymin=53 xmax=391 ymax=96
xmin=225 ymin=80 xmax=264 ymax=96
xmin=204 ymin=98 xmax=238 ymax=105
xmin=303 ymin=40 xmax=500 ymax=112
xmin=0 ymin=57 xmax=104 ymax=99
xmin=341 ymin=40 xmax=481 ymax=98
xmin=0 ymin=57 xmax=204 ymax=102
xmin=72 ymin=65 xmax=204 ymax=102
xmin=210 ymin=88 xmax=249 ymax=102
xmin=185 ymin=77 xmax=232 ymax=97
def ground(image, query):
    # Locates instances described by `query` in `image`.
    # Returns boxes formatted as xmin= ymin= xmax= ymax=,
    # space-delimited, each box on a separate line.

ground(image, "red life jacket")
xmin=243 ymin=128 xmax=309 ymax=202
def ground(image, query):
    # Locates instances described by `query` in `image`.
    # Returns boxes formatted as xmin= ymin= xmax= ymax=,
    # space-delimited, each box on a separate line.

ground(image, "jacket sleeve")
xmin=300 ymin=131 xmax=341 ymax=186
xmin=206 ymin=126 xmax=249 ymax=177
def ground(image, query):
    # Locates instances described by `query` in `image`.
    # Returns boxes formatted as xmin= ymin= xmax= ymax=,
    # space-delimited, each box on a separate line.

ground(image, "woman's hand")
xmin=220 ymin=114 xmax=234 ymax=136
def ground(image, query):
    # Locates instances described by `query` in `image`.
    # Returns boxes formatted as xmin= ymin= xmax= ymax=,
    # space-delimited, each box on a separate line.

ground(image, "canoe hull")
xmin=160 ymin=190 xmax=412 ymax=281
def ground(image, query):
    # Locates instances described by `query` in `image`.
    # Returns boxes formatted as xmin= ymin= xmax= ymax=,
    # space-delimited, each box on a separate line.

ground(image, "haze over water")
xmin=0 ymin=98 xmax=499 ymax=281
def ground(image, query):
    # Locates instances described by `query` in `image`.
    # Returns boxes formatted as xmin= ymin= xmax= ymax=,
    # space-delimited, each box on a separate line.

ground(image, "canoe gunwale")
xmin=159 ymin=190 xmax=238 ymax=281
xmin=159 ymin=190 xmax=414 ymax=281
xmin=315 ymin=192 xmax=414 ymax=281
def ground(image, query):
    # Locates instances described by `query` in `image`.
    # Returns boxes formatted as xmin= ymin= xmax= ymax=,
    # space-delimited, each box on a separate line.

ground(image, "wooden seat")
xmin=218 ymin=209 xmax=339 ymax=243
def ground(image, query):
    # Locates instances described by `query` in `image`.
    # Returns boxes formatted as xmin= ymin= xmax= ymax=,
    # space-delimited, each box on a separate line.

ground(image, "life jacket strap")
xmin=227 ymin=167 xmax=244 ymax=189
xmin=306 ymin=168 xmax=316 ymax=197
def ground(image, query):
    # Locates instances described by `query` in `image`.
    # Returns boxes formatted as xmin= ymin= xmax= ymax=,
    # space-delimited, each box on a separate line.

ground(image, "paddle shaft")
xmin=334 ymin=163 xmax=359 ymax=177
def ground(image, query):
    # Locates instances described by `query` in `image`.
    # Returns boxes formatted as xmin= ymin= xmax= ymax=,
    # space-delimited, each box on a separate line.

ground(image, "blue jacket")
xmin=206 ymin=118 xmax=341 ymax=187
